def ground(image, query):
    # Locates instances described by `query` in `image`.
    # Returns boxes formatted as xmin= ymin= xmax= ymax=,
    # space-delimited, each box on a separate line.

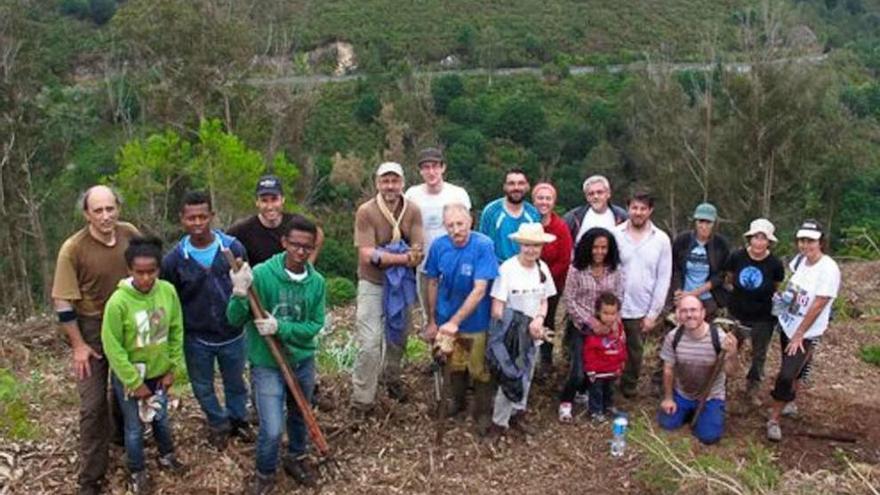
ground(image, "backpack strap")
xmin=672 ymin=323 xmax=722 ymax=355
xmin=537 ymin=259 xmax=547 ymax=284
xmin=672 ymin=325 xmax=685 ymax=351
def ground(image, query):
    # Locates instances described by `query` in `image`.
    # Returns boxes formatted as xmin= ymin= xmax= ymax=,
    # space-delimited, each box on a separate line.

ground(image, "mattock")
xmin=223 ymin=249 xmax=345 ymax=480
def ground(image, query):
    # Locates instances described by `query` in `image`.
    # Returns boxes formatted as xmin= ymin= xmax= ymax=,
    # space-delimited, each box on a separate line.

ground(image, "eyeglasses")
xmin=286 ymin=242 xmax=314 ymax=253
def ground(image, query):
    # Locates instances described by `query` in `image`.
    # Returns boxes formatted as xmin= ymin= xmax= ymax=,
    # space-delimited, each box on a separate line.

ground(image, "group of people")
xmin=53 ymin=147 xmax=841 ymax=495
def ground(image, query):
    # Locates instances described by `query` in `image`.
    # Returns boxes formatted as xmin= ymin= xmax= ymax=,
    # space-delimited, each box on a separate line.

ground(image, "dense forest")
xmin=2 ymin=0 xmax=880 ymax=316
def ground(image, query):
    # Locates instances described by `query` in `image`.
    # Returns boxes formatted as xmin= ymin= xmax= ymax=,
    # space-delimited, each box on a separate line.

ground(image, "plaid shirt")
xmin=562 ymin=266 xmax=624 ymax=330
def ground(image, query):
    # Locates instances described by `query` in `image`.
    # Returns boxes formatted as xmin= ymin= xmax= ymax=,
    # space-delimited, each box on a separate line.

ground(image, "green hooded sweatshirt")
xmin=226 ymin=252 xmax=326 ymax=368
xmin=101 ymin=278 xmax=185 ymax=393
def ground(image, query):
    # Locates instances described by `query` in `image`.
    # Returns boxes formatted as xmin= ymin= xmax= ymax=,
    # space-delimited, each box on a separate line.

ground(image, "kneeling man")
xmin=658 ymin=295 xmax=737 ymax=444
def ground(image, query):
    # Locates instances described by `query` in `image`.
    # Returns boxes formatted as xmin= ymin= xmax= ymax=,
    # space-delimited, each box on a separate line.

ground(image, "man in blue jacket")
xmin=161 ymin=190 xmax=252 ymax=450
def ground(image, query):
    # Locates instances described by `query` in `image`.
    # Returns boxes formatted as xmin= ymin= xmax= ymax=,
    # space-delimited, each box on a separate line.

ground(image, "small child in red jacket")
xmin=582 ymin=292 xmax=627 ymax=422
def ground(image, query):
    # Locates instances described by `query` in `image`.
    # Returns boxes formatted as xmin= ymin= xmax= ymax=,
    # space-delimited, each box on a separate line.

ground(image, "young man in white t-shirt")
xmin=766 ymin=219 xmax=840 ymax=442
xmin=404 ymin=148 xmax=472 ymax=321
xmin=487 ymin=223 xmax=557 ymax=436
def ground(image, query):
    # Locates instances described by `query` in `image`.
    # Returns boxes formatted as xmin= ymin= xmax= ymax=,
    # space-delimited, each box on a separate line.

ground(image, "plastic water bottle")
xmin=611 ymin=415 xmax=628 ymax=457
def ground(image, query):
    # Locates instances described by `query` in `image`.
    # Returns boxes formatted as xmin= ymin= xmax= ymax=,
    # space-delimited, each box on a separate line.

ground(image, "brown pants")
xmin=76 ymin=317 xmax=117 ymax=488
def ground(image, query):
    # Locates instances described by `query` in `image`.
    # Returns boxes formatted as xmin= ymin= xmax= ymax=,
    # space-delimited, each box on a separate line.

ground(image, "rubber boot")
xmin=472 ymin=381 xmax=495 ymax=436
xmin=446 ymin=371 xmax=469 ymax=419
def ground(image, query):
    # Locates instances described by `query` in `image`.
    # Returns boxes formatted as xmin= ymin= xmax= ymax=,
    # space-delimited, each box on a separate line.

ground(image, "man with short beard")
xmin=613 ymin=190 xmax=672 ymax=398
xmin=52 ymin=185 xmax=139 ymax=495
xmin=227 ymin=175 xmax=324 ymax=266
xmin=351 ymin=162 xmax=424 ymax=411
xmin=657 ymin=295 xmax=738 ymax=444
xmin=478 ymin=168 xmax=540 ymax=263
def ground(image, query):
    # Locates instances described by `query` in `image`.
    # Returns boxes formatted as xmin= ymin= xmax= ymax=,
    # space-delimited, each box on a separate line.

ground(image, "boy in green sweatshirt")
xmin=227 ymin=216 xmax=326 ymax=494
xmin=101 ymin=236 xmax=185 ymax=494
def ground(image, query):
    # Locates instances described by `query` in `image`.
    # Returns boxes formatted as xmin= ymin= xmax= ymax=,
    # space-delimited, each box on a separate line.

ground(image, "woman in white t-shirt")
xmin=766 ymin=219 xmax=840 ymax=442
xmin=487 ymin=223 xmax=557 ymax=436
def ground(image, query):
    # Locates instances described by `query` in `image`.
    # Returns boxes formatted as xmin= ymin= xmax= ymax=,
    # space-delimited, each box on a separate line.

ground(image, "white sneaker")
xmin=781 ymin=402 xmax=798 ymax=417
xmin=767 ymin=420 xmax=782 ymax=442
xmin=558 ymin=402 xmax=573 ymax=423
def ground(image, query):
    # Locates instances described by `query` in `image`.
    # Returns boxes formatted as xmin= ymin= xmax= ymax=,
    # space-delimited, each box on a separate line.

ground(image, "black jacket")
xmin=562 ymin=204 xmax=628 ymax=242
xmin=670 ymin=231 xmax=730 ymax=307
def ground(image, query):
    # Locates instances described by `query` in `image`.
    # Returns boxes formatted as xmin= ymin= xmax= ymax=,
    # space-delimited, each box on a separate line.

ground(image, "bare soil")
xmin=2 ymin=262 xmax=879 ymax=494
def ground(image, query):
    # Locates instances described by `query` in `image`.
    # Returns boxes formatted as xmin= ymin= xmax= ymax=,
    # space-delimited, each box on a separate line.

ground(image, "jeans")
xmin=588 ymin=377 xmax=615 ymax=415
xmin=539 ymin=294 xmax=561 ymax=365
xmin=76 ymin=317 xmax=111 ymax=487
xmin=559 ymin=321 xmax=587 ymax=402
xmin=111 ymin=374 xmax=174 ymax=473
xmin=252 ymin=358 xmax=316 ymax=476
xmin=658 ymin=389 xmax=726 ymax=445
xmin=184 ymin=334 xmax=248 ymax=430
xmin=620 ymin=318 xmax=645 ymax=396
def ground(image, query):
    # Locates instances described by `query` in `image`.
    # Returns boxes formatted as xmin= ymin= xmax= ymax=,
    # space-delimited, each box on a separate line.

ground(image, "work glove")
xmin=254 ymin=314 xmax=278 ymax=336
xmin=230 ymin=262 xmax=253 ymax=297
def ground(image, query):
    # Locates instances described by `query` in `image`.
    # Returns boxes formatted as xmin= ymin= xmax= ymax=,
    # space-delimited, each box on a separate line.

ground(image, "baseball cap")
xmin=255 ymin=175 xmax=283 ymax=196
xmin=795 ymin=219 xmax=823 ymax=240
xmin=417 ymin=147 xmax=444 ymax=167
xmin=692 ymin=203 xmax=717 ymax=222
xmin=743 ymin=218 xmax=778 ymax=243
xmin=376 ymin=162 xmax=404 ymax=178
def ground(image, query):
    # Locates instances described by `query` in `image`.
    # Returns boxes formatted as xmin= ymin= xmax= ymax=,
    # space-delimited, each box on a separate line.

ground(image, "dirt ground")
xmin=1 ymin=262 xmax=879 ymax=494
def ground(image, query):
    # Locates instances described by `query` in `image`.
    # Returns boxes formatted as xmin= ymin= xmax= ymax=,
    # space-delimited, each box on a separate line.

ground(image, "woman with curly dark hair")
xmin=557 ymin=227 xmax=624 ymax=422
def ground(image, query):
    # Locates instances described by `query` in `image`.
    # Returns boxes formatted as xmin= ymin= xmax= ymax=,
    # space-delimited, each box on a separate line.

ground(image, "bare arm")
xmin=491 ymin=298 xmax=505 ymax=321
xmin=54 ymin=298 xmax=101 ymax=380
xmin=357 ymin=246 xmax=411 ymax=268
xmin=308 ymin=225 xmax=326 ymax=265
xmin=786 ymin=296 xmax=832 ymax=355
xmin=442 ymin=280 xmax=488 ymax=331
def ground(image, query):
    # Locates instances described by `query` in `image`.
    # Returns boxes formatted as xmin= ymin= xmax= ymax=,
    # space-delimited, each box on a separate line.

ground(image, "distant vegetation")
xmin=1 ymin=0 xmax=880 ymax=316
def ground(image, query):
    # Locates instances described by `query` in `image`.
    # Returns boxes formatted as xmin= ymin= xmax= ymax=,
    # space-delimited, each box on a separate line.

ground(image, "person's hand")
xmin=660 ymin=398 xmax=677 ymax=415
xmin=785 ymin=334 xmax=805 ymax=356
xmin=72 ymin=343 xmax=102 ymax=380
xmin=132 ymin=383 xmax=153 ymax=400
xmin=159 ymin=372 xmax=174 ymax=391
xmin=721 ymin=333 xmax=738 ymax=354
xmin=642 ymin=316 xmax=657 ymax=333
xmin=673 ymin=289 xmax=684 ymax=303
xmin=528 ymin=318 xmax=545 ymax=340
xmin=407 ymin=246 xmax=424 ymax=268
xmin=230 ymin=262 xmax=253 ymax=297
xmin=255 ymin=314 xmax=278 ymax=336
xmin=423 ymin=322 xmax=439 ymax=341
xmin=439 ymin=321 xmax=459 ymax=336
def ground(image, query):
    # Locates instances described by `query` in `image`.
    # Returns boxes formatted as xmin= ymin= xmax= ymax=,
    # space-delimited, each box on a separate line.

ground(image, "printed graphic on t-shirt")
xmin=274 ymin=290 xmax=305 ymax=322
xmin=779 ymin=282 xmax=810 ymax=325
xmin=460 ymin=263 xmax=473 ymax=277
xmin=134 ymin=308 xmax=169 ymax=348
xmin=738 ymin=266 xmax=764 ymax=291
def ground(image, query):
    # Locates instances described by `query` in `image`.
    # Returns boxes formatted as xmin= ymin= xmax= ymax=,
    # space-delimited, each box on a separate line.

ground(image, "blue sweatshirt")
xmin=161 ymin=229 xmax=247 ymax=343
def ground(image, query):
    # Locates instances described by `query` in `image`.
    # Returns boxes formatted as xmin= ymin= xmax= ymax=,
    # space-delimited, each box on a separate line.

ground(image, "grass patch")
xmin=630 ymin=414 xmax=781 ymax=494
xmin=0 ymin=368 xmax=40 ymax=440
xmin=859 ymin=344 xmax=880 ymax=367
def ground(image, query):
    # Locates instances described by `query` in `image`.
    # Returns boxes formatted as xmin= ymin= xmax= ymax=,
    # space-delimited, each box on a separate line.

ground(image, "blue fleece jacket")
xmin=161 ymin=229 xmax=247 ymax=343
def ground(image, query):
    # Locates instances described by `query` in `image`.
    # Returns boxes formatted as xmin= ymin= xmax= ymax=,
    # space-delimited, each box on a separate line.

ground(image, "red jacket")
xmin=582 ymin=321 xmax=627 ymax=377
xmin=540 ymin=212 xmax=574 ymax=294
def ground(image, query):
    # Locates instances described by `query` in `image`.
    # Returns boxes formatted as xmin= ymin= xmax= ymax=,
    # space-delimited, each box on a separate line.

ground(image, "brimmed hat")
xmin=692 ymin=203 xmax=717 ymax=222
xmin=417 ymin=147 xmax=444 ymax=167
xmin=376 ymin=161 xmax=404 ymax=177
xmin=508 ymin=223 xmax=556 ymax=245
xmin=795 ymin=219 xmax=823 ymax=240
xmin=256 ymin=175 xmax=283 ymax=196
xmin=743 ymin=218 xmax=778 ymax=243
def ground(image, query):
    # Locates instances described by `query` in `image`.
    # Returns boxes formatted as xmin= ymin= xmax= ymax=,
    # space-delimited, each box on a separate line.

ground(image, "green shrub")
xmin=0 ymin=368 xmax=38 ymax=440
xmin=326 ymin=277 xmax=356 ymax=307
xmin=353 ymin=92 xmax=381 ymax=123
xmin=60 ymin=0 xmax=90 ymax=18
xmin=89 ymin=0 xmax=116 ymax=25
xmin=431 ymin=74 xmax=465 ymax=115
xmin=860 ymin=344 xmax=880 ymax=367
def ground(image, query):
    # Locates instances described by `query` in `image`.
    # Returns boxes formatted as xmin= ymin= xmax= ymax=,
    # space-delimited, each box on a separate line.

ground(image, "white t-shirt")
xmin=575 ymin=207 xmax=617 ymax=244
xmin=490 ymin=257 xmax=557 ymax=318
xmin=778 ymin=255 xmax=840 ymax=339
xmin=404 ymin=182 xmax=472 ymax=252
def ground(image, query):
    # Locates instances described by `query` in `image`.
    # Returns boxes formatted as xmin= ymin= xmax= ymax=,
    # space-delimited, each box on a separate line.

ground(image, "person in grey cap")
xmin=227 ymin=174 xmax=324 ymax=266
xmin=351 ymin=162 xmax=424 ymax=411
xmin=670 ymin=202 xmax=730 ymax=319
xmin=404 ymin=147 xmax=471 ymax=326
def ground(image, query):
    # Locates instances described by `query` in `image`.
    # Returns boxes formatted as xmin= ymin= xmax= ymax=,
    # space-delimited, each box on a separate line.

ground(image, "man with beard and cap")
xmin=613 ymin=190 xmax=672 ymax=398
xmin=478 ymin=168 xmax=540 ymax=264
xmin=350 ymin=162 xmax=424 ymax=412
xmin=52 ymin=185 xmax=139 ymax=495
xmin=658 ymin=295 xmax=738 ymax=444
xmin=227 ymin=175 xmax=324 ymax=267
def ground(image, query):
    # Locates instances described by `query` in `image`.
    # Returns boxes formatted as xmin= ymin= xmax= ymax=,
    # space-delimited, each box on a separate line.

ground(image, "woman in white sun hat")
xmin=765 ymin=219 xmax=840 ymax=442
xmin=722 ymin=218 xmax=785 ymax=405
xmin=486 ymin=223 xmax=557 ymax=437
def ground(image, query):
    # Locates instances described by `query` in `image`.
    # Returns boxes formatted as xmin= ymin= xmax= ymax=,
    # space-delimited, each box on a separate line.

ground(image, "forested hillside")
xmin=2 ymin=0 xmax=880 ymax=315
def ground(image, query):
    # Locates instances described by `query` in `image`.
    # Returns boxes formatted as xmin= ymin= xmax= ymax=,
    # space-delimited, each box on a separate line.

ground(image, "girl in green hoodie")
xmin=101 ymin=236 xmax=185 ymax=494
